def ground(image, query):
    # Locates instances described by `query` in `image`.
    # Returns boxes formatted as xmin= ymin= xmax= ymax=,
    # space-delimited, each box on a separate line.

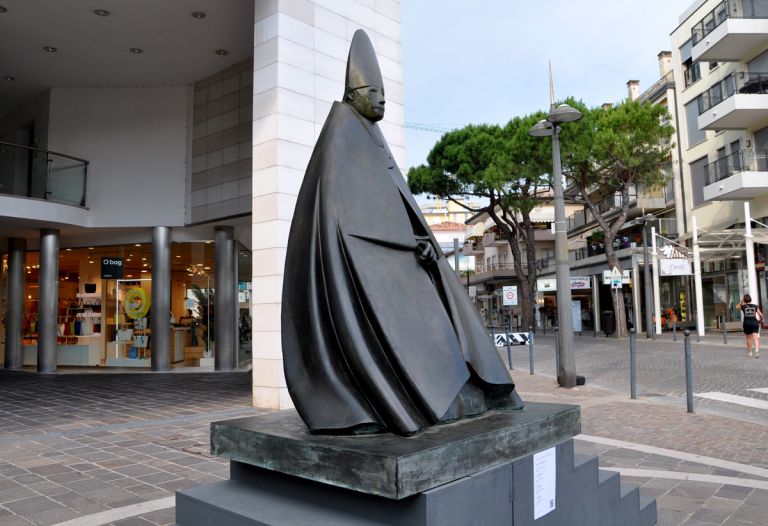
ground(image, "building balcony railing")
xmin=691 ymin=0 xmax=768 ymax=62
xmin=0 ymin=140 xmax=88 ymax=207
xmin=697 ymin=72 xmax=768 ymax=129
xmin=566 ymin=190 xmax=638 ymax=233
xmin=703 ymin=149 xmax=768 ymax=200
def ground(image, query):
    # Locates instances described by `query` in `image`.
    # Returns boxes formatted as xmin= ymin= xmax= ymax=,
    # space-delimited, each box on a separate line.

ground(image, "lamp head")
xmin=547 ymin=103 xmax=583 ymax=124
xmin=528 ymin=119 xmax=554 ymax=137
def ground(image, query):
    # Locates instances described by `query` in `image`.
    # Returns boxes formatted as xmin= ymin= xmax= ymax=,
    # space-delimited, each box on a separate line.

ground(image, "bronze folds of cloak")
xmin=282 ymin=30 xmax=523 ymax=437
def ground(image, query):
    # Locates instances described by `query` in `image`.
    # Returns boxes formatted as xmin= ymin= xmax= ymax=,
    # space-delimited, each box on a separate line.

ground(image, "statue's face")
xmin=347 ymin=85 xmax=385 ymax=122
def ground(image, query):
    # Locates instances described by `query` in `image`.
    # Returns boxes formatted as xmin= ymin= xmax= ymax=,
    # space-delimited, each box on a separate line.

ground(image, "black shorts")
xmin=744 ymin=321 xmax=760 ymax=335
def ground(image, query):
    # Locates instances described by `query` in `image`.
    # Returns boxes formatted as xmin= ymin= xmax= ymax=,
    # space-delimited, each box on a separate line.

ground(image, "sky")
xmin=401 ymin=0 xmax=695 ymax=171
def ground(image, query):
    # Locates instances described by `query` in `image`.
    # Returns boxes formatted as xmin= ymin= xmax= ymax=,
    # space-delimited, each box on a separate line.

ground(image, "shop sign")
xmin=502 ymin=286 xmax=518 ymax=306
xmin=537 ymin=278 xmax=557 ymax=291
xmin=660 ymin=258 xmax=692 ymax=276
xmin=570 ymin=276 xmax=591 ymax=289
xmin=101 ymin=257 xmax=124 ymax=279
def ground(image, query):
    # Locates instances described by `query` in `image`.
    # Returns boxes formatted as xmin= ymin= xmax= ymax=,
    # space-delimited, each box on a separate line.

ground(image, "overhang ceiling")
xmin=0 ymin=0 xmax=254 ymax=117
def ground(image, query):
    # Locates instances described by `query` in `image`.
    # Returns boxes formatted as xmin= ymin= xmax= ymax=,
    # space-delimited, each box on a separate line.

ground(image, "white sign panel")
xmin=538 ymin=277 xmax=592 ymax=292
xmin=610 ymin=266 xmax=623 ymax=289
xmin=468 ymin=286 xmax=477 ymax=298
xmin=502 ymin=286 xmax=518 ymax=306
xmin=602 ymin=270 xmax=611 ymax=285
xmin=533 ymin=447 xmax=557 ymax=519
xmin=660 ymin=258 xmax=692 ymax=276
xmin=537 ymin=278 xmax=557 ymax=292
xmin=570 ymin=276 xmax=591 ymax=289
xmin=572 ymin=300 xmax=582 ymax=332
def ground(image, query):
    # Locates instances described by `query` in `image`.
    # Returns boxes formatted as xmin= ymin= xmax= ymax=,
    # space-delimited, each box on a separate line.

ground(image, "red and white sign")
xmin=502 ymin=286 xmax=518 ymax=306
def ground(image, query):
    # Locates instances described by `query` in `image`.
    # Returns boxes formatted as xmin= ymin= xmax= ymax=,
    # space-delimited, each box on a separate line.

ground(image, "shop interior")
xmin=0 ymin=241 xmax=252 ymax=368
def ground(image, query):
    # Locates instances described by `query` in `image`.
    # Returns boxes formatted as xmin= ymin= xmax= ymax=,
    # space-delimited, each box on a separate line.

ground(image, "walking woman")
xmin=737 ymin=294 xmax=763 ymax=358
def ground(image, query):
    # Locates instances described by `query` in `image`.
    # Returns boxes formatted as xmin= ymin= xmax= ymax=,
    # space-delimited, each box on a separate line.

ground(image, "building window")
xmin=683 ymin=59 xmax=701 ymax=87
xmin=690 ymin=155 xmax=709 ymax=206
xmin=685 ymin=101 xmax=706 ymax=147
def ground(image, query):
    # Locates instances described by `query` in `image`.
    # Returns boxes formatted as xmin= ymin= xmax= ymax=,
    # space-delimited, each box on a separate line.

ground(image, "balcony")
xmin=692 ymin=0 xmax=768 ymax=62
xmin=697 ymin=72 xmax=768 ymax=130
xmin=482 ymin=232 xmax=506 ymax=248
xmin=703 ymin=149 xmax=768 ymax=200
xmin=0 ymin=140 xmax=88 ymax=207
xmin=462 ymin=239 xmax=483 ymax=257
xmin=566 ymin=190 xmax=638 ymax=234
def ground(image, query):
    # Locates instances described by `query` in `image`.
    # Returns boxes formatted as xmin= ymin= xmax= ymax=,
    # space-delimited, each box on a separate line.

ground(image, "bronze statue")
xmin=282 ymin=30 xmax=523 ymax=436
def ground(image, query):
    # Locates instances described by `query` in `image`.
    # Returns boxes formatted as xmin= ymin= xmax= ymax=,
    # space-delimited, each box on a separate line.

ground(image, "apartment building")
xmin=671 ymin=0 xmax=768 ymax=328
xmin=0 ymin=0 xmax=404 ymax=410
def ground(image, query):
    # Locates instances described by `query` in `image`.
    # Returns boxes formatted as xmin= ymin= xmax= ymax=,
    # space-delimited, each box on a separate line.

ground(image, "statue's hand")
xmin=416 ymin=240 xmax=437 ymax=266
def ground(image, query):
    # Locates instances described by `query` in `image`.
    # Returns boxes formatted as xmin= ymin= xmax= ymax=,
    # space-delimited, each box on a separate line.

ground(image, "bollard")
xmin=629 ymin=328 xmax=637 ymax=400
xmin=673 ymin=321 xmax=677 ymax=342
xmin=506 ymin=316 xmax=513 ymax=370
xmin=554 ymin=326 xmax=560 ymax=380
xmin=722 ymin=315 xmax=728 ymax=345
xmin=528 ymin=326 xmax=534 ymax=375
xmin=684 ymin=329 xmax=694 ymax=413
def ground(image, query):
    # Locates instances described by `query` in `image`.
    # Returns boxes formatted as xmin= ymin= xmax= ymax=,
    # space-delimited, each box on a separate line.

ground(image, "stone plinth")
xmin=211 ymin=402 xmax=580 ymax=499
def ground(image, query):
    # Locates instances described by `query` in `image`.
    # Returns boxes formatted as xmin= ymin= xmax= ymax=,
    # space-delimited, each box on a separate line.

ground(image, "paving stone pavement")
xmin=2 ymin=334 xmax=768 ymax=526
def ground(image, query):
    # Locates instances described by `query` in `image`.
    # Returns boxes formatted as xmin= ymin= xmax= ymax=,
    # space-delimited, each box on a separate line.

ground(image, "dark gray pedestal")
xmin=177 ymin=403 xmax=656 ymax=525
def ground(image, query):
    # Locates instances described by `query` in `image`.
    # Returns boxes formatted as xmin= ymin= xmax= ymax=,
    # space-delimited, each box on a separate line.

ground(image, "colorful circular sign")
xmin=124 ymin=288 xmax=150 ymax=319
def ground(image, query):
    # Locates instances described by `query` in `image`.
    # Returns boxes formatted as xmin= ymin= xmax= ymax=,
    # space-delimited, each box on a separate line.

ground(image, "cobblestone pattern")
xmin=0 ymin=371 xmax=257 ymax=526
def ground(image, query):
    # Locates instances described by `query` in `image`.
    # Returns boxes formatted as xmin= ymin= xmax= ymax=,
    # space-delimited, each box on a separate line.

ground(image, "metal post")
xmin=151 ymin=226 xmax=171 ymax=371
xmin=684 ymin=329 xmax=694 ymax=413
xmin=506 ymin=315 xmax=513 ymax=369
xmin=491 ymin=323 xmax=496 ymax=343
xmin=528 ymin=326 xmax=534 ymax=375
xmin=692 ymin=216 xmax=705 ymax=340
xmin=215 ymin=226 xmax=237 ymax=371
xmin=723 ymin=315 xmax=728 ymax=344
xmin=4 ymin=238 xmax=25 ymax=369
xmin=453 ymin=238 xmax=460 ymax=280
xmin=642 ymin=224 xmax=654 ymax=339
xmin=551 ymin=126 xmax=576 ymax=387
xmin=629 ymin=328 xmax=637 ymax=400
xmin=554 ymin=325 xmax=561 ymax=382
xmin=38 ymin=229 xmax=59 ymax=373
xmin=673 ymin=321 xmax=677 ymax=342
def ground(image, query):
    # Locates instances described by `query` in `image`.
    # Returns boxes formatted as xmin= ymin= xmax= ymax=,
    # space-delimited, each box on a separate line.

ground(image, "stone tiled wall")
xmin=250 ymin=0 xmax=404 ymax=410
xmin=190 ymin=60 xmax=254 ymax=223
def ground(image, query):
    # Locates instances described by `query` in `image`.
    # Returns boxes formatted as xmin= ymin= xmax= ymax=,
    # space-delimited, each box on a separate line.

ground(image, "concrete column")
xmin=38 ymin=229 xmax=59 ymax=373
xmin=151 ymin=226 xmax=171 ymax=371
xmin=652 ymin=227 xmax=662 ymax=336
xmin=215 ymin=226 xmax=236 ymax=371
xmin=5 ymin=238 xmax=26 ymax=369
xmin=692 ymin=216 xmax=705 ymax=337
xmin=592 ymin=274 xmax=601 ymax=333
xmin=744 ymin=202 xmax=758 ymax=298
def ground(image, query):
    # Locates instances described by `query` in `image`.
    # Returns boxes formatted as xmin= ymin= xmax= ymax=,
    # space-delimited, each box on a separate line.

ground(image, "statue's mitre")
xmin=345 ymin=30 xmax=383 ymax=91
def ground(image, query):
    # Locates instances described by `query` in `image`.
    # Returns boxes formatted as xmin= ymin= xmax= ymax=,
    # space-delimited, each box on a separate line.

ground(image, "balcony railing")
xmin=706 ymin=149 xmax=768 ymax=184
xmin=0 ymin=141 xmax=88 ymax=207
xmin=697 ymin=72 xmax=768 ymax=115
xmin=567 ymin=190 xmax=637 ymax=232
xmin=691 ymin=0 xmax=768 ymax=45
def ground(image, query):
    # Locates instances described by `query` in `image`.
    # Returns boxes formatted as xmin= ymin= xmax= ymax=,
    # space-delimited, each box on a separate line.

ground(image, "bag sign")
xmin=101 ymin=257 xmax=124 ymax=279
xmin=502 ymin=286 xmax=518 ymax=306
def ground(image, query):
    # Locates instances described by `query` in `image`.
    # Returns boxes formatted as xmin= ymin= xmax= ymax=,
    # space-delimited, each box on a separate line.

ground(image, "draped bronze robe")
xmin=282 ymin=101 xmax=517 ymax=436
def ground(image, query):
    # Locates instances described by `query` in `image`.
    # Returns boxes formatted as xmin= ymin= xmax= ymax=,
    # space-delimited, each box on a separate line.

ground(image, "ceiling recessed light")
xmin=43 ymin=46 xmax=58 ymax=53
xmin=134 ymin=244 xmax=142 ymax=247
xmin=4 ymin=75 xmax=15 ymax=81
xmin=191 ymin=11 xmax=206 ymax=19
xmin=129 ymin=48 xmax=144 ymax=54
xmin=214 ymin=49 xmax=229 ymax=56
xmin=93 ymin=9 xmax=110 ymax=16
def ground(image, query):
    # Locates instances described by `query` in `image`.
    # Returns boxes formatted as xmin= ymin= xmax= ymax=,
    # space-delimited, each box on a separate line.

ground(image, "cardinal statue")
xmin=282 ymin=30 xmax=523 ymax=436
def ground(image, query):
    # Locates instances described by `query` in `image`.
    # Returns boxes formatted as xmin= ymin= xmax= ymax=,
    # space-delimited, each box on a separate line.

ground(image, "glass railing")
xmin=691 ymin=0 xmax=768 ymax=45
xmin=696 ymin=71 xmax=768 ymax=115
xmin=0 ymin=141 xmax=87 ymax=207
xmin=706 ymin=149 xmax=768 ymax=184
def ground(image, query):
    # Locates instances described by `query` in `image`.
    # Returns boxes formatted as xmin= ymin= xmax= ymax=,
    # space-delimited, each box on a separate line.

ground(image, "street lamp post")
xmin=529 ymin=104 xmax=582 ymax=388
xmin=640 ymin=215 xmax=657 ymax=339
